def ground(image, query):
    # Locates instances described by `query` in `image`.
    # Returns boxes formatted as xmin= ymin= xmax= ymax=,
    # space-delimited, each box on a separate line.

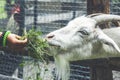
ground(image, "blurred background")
xmin=0 ymin=0 xmax=120 ymax=80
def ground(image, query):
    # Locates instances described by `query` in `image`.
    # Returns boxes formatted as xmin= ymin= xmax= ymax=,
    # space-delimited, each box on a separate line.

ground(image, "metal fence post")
xmin=34 ymin=0 xmax=38 ymax=29
xmin=18 ymin=0 xmax=25 ymax=36
xmin=5 ymin=0 xmax=12 ymax=18
xmin=72 ymin=0 xmax=76 ymax=19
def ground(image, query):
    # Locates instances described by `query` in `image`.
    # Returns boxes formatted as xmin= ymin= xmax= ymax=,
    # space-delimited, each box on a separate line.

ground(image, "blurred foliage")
xmin=0 ymin=0 xmax=15 ymax=19
xmin=0 ymin=1 xmax=7 ymax=19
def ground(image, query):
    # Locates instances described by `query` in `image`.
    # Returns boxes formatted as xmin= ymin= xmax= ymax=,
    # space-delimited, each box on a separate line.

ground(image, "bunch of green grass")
xmin=22 ymin=29 xmax=50 ymax=62
xmin=21 ymin=29 xmax=52 ymax=80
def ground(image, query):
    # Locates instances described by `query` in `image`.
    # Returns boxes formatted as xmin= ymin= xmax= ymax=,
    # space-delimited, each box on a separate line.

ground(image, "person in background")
xmin=0 ymin=31 xmax=27 ymax=51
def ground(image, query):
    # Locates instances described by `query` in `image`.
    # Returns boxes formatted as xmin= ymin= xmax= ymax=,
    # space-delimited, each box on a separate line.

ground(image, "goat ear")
xmin=95 ymin=29 xmax=120 ymax=53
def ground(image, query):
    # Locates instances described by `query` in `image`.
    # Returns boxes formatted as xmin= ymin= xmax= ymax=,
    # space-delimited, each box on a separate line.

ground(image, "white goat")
xmin=46 ymin=14 xmax=120 ymax=80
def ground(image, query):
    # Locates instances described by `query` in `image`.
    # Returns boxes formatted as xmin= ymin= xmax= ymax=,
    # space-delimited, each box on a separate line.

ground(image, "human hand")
xmin=7 ymin=33 xmax=27 ymax=51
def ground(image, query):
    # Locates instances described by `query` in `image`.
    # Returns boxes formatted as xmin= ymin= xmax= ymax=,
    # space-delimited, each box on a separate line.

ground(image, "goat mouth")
xmin=48 ymin=43 xmax=61 ymax=48
xmin=46 ymin=40 xmax=60 ymax=46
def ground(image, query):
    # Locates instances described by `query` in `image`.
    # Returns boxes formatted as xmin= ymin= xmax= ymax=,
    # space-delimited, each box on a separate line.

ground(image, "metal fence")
xmin=25 ymin=0 xmax=87 ymax=34
xmin=0 ymin=0 xmax=120 ymax=80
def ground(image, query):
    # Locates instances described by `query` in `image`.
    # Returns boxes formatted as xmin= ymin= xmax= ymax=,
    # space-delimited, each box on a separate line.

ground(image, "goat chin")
xmin=54 ymin=55 xmax=70 ymax=80
xmin=53 ymin=46 xmax=92 ymax=80
xmin=52 ymin=43 xmax=92 ymax=80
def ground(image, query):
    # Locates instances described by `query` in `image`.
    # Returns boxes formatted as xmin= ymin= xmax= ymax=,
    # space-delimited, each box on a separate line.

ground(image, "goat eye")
xmin=78 ymin=30 xmax=89 ymax=35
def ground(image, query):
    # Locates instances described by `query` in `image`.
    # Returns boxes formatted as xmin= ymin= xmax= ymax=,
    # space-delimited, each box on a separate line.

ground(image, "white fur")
xmin=46 ymin=14 xmax=120 ymax=80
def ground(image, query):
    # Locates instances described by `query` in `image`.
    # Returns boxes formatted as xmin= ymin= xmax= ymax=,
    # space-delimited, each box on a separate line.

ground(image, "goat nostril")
xmin=47 ymin=35 xmax=54 ymax=39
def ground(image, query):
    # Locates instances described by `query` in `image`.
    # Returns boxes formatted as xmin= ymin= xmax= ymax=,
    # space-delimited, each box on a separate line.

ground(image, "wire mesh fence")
xmin=0 ymin=0 xmax=120 ymax=80
xmin=25 ymin=0 xmax=87 ymax=34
